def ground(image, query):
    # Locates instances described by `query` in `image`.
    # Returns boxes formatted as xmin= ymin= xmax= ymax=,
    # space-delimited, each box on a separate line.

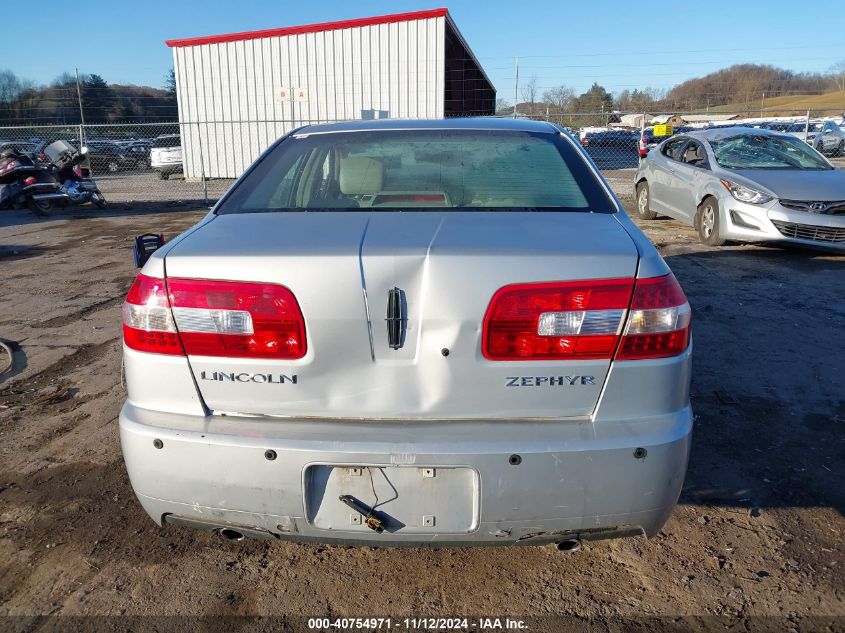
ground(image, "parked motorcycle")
xmin=0 ymin=149 xmax=69 ymax=216
xmin=44 ymin=141 xmax=107 ymax=208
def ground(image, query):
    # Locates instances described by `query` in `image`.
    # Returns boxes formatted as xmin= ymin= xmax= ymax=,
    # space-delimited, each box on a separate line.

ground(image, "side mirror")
xmin=133 ymin=233 xmax=165 ymax=268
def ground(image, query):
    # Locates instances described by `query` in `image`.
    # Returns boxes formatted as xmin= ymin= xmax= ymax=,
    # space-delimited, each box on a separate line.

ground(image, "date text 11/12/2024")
xmin=306 ymin=617 xmax=528 ymax=630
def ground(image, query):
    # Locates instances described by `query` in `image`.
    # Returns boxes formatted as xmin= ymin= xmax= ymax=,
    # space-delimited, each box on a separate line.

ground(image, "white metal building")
xmin=166 ymin=8 xmax=495 ymax=179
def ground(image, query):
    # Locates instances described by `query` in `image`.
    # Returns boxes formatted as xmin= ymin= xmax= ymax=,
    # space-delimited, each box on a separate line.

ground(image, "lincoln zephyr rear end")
xmin=119 ymin=118 xmax=692 ymax=547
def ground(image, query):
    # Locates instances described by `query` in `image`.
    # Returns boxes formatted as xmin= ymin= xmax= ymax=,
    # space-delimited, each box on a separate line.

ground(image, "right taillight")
xmin=481 ymin=278 xmax=635 ymax=361
xmin=616 ymin=274 xmax=691 ymax=360
xmin=122 ymin=274 xmax=307 ymax=359
xmin=481 ymin=273 xmax=690 ymax=362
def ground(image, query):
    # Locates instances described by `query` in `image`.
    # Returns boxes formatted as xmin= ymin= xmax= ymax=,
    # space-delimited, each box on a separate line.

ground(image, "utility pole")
xmin=513 ymin=56 xmax=519 ymax=119
xmin=75 ymin=68 xmax=86 ymax=145
xmin=761 ymin=92 xmax=765 ymax=116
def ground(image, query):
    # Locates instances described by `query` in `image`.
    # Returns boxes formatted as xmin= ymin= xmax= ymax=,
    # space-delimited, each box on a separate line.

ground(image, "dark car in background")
xmin=86 ymin=141 xmax=135 ymax=174
xmin=120 ymin=141 xmax=153 ymax=170
xmin=0 ymin=141 xmax=38 ymax=156
xmin=580 ymin=129 xmax=638 ymax=151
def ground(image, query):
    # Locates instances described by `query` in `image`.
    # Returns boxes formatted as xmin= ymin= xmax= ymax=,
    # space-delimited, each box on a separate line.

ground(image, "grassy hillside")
xmin=705 ymin=90 xmax=845 ymax=115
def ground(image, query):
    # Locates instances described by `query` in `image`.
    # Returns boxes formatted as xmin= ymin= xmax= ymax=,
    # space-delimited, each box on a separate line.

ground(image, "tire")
xmin=26 ymin=197 xmax=52 ymax=217
xmin=108 ymin=161 xmax=119 ymax=173
xmin=91 ymin=191 xmax=107 ymax=209
xmin=836 ymin=140 xmax=845 ymax=158
xmin=696 ymin=197 xmax=726 ymax=246
xmin=635 ymin=181 xmax=657 ymax=220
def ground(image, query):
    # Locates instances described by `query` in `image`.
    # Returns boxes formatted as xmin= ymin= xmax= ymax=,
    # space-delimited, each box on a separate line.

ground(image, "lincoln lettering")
xmin=506 ymin=376 xmax=595 ymax=387
xmin=200 ymin=371 xmax=298 ymax=384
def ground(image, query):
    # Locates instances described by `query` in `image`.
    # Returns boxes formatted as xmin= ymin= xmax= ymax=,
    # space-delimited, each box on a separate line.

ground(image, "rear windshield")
xmin=153 ymin=136 xmax=181 ymax=148
xmin=216 ymin=129 xmax=615 ymax=213
xmin=710 ymin=134 xmax=832 ymax=170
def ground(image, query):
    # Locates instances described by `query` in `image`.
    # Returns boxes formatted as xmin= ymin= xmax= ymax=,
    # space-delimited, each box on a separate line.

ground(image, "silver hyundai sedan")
xmin=635 ymin=127 xmax=845 ymax=248
xmin=120 ymin=118 xmax=692 ymax=548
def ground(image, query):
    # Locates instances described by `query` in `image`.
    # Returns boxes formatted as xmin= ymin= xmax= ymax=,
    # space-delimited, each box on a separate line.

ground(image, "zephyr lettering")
xmin=505 ymin=375 xmax=595 ymax=387
xmin=200 ymin=371 xmax=298 ymax=385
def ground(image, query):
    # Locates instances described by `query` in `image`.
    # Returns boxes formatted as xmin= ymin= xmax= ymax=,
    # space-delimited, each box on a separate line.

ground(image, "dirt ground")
xmin=0 ymin=182 xmax=843 ymax=631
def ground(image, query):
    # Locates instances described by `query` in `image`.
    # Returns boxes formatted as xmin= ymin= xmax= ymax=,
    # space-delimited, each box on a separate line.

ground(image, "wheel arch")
xmin=696 ymin=183 xmax=725 ymax=213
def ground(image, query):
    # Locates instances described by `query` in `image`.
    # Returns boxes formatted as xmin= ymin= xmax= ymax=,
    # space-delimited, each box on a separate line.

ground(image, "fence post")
xmin=194 ymin=122 xmax=209 ymax=206
xmin=804 ymin=110 xmax=811 ymax=142
xmin=640 ymin=113 xmax=646 ymax=163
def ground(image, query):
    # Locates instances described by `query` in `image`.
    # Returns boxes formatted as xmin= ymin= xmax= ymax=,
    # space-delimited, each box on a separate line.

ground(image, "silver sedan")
xmin=119 ymin=118 xmax=693 ymax=548
xmin=635 ymin=127 xmax=845 ymax=248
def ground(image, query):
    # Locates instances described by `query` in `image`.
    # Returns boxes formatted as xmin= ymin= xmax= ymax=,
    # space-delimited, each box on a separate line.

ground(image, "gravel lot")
xmin=0 ymin=175 xmax=843 ymax=630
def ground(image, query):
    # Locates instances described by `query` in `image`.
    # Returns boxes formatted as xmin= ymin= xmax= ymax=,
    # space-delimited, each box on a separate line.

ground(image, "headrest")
xmin=339 ymin=156 xmax=384 ymax=195
xmin=686 ymin=145 xmax=703 ymax=160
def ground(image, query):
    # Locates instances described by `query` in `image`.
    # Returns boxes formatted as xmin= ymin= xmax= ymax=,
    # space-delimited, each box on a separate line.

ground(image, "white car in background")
xmin=150 ymin=134 xmax=183 ymax=180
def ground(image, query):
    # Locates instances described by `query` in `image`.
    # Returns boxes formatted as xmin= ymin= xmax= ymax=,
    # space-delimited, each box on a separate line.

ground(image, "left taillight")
xmin=122 ymin=274 xmax=307 ymax=359
xmin=122 ymin=274 xmax=183 ymax=355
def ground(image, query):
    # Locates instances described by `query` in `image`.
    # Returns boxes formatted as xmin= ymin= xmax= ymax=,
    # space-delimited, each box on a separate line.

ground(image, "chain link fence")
xmin=1 ymin=109 xmax=843 ymax=207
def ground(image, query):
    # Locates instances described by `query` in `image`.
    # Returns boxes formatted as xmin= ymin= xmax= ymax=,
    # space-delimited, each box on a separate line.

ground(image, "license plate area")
xmin=304 ymin=465 xmax=479 ymax=534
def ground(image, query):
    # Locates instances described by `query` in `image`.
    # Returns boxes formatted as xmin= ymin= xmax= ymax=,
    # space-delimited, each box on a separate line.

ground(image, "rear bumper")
xmin=119 ymin=403 xmax=692 ymax=546
xmin=151 ymin=160 xmax=183 ymax=172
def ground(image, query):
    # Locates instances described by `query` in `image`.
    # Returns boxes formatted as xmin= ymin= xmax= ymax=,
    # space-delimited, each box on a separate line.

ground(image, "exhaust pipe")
xmin=556 ymin=538 xmax=582 ymax=553
xmin=218 ymin=528 xmax=245 ymax=542
xmin=165 ymin=514 xmax=277 ymax=540
xmin=31 ymin=192 xmax=69 ymax=201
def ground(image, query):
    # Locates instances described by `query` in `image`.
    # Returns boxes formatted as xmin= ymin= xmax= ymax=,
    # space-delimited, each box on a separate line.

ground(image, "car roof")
xmin=685 ymin=126 xmax=792 ymax=141
xmin=295 ymin=117 xmax=557 ymax=135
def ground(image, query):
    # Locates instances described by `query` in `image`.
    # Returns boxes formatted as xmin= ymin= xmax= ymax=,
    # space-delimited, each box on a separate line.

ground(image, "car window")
xmin=710 ymin=134 xmax=831 ymax=170
xmin=661 ymin=137 xmax=688 ymax=160
xmin=681 ymin=141 xmax=707 ymax=167
xmin=217 ymin=130 xmax=616 ymax=213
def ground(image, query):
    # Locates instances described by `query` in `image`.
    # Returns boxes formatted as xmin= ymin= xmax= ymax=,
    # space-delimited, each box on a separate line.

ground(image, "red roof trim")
xmin=166 ymin=8 xmax=449 ymax=48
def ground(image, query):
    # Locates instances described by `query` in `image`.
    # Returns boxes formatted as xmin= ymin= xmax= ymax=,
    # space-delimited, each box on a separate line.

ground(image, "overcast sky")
xmin=1 ymin=0 xmax=843 ymax=98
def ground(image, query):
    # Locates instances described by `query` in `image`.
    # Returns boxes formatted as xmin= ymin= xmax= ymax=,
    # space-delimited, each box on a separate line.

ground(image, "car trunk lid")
xmin=164 ymin=211 xmax=639 ymax=419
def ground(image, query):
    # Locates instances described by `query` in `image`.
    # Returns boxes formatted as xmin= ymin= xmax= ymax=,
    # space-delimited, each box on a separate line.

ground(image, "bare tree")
xmin=831 ymin=59 xmax=845 ymax=92
xmin=495 ymin=97 xmax=511 ymax=114
xmin=521 ymin=75 xmax=538 ymax=115
xmin=0 ymin=70 xmax=22 ymax=103
xmin=542 ymin=85 xmax=575 ymax=112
